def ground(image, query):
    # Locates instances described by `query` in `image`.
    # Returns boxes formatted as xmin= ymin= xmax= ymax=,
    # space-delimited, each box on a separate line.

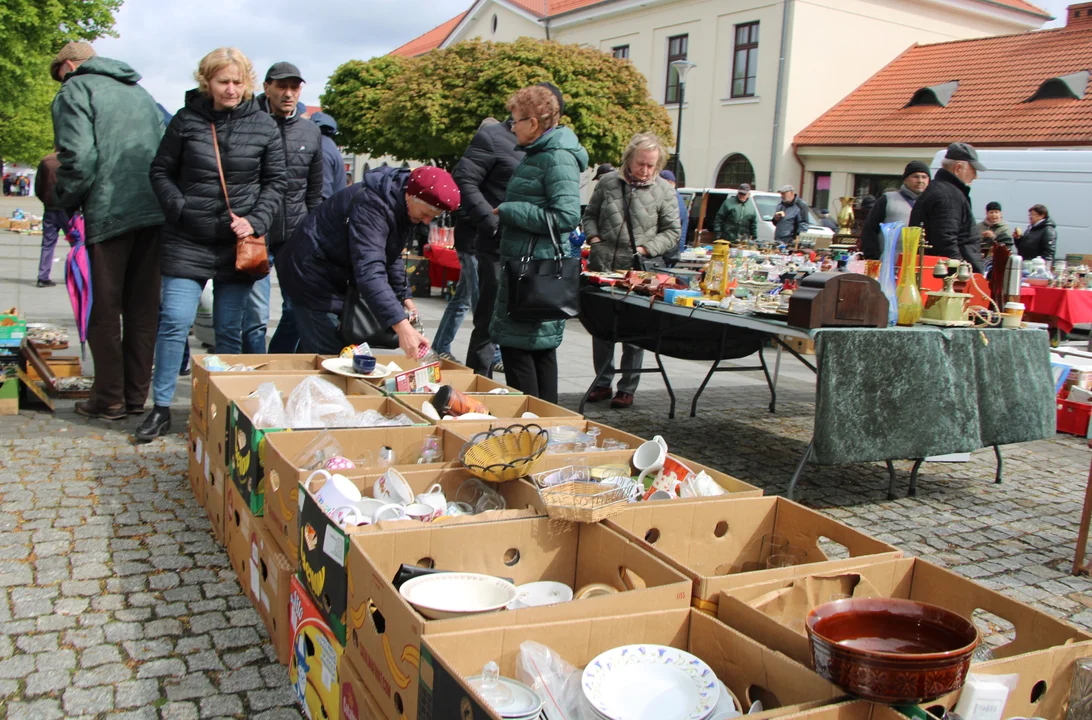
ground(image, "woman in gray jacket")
xmin=583 ymin=132 xmax=680 ymax=408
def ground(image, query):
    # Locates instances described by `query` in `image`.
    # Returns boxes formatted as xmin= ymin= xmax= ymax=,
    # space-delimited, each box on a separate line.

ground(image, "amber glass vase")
xmin=896 ymin=227 xmax=924 ymax=326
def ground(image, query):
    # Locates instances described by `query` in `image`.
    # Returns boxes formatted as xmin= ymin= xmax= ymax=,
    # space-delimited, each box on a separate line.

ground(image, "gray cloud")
xmin=92 ymin=0 xmax=470 ymax=113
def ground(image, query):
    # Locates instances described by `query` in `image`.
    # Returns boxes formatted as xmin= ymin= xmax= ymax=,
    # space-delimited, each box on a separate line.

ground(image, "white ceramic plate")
xmin=582 ymin=644 xmax=720 ymax=720
xmin=320 ymin=357 xmax=393 ymax=380
xmin=399 ymin=572 xmax=518 ymax=619
xmin=508 ymin=581 xmax=573 ymax=610
xmin=466 ymin=674 xmax=544 ymax=718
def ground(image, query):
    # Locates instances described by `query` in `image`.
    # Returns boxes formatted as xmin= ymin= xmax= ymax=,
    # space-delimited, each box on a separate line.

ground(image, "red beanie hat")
xmin=407 ymin=167 xmax=460 ymax=212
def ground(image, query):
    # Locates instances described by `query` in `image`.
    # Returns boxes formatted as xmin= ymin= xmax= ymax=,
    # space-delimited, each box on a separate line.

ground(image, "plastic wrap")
xmin=515 ymin=641 xmax=597 ymax=720
xmin=284 ymin=376 xmax=355 ymax=427
xmin=251 ymin=382 xmax=287 ymax=428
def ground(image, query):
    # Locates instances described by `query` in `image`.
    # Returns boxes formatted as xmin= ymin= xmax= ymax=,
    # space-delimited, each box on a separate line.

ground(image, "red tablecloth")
xmin=1020 ymin=286 xmax=1092 ymax=333
xmin=422 ymin=244 xmax=460 ymax=288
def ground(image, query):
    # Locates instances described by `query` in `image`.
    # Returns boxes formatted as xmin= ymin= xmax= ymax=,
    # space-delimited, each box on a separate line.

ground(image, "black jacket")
xmin=1017 ymin=218 xmax=1057 ymax=262
xmin=908 ymin=168 xmax=983 ymax=273
xmin=452 ymin=119 xmax=525 ymax=257
xmin=276 ymin=166 xmax=412 ymax=330
xmin=150 ymin=90 xmax=287 ymax=282
xmin=257 ymin=95 xmax=323 ymax=254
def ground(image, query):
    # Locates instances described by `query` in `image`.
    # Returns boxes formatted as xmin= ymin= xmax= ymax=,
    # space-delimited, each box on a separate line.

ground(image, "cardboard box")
xmin=339 ymin=653 xmax=386 ymax=720
xmin=263 ymin=427 xmax=468 ymax=557
xmin=419 ymin=608 xmax=845 ymax=720
xmin=229 ymin=393 xmax=426 ymax=517
xmin=386 ymin=372 xmax=517 ymax=396
xmin=295 ymin=467 xmax=545 ymax=642
xmin=190 ymin=353 xmax=326 ymax=435
xmin=607 ymin=496 xmax=900 ymax=613
xmin=187 ymin=426 xmax=206 ymax=508
xmin=343 ymin=518 xmax=693 ymax=720
xmin=0 ymin=375 xmax=17 ymax=415
xmin=716 ymin=557 xmax=1092 ymax=670
xmin=289 ymin=575 xmax=344 ymax=720
xmin=393 ymin=392 xmax=582 ymax=425
xmin=224 ymin=481 xmax=254 ymax=591
xmin=764 ymin=702 xmax=904 ymax=720
xmin=205 ymin=457 xmax=228 ymax=545
xmin=448 ymin=418 xmax=646 ymax=452
xmin=249 ymin=520 xmax=295 ymax=665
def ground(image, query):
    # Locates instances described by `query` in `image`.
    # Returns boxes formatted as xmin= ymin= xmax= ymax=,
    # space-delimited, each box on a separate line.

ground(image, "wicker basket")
xmin=538 ymin=480 xmax=633 ymax=523
xmin=459 ymin=423 xmax=549 ymax=483
xmin=738 ymin=280 xmax=780 ymax=296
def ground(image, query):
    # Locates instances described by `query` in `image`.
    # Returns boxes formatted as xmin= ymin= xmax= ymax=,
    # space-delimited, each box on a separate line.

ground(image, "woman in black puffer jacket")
xmin=140 ymin=47 xmax=286 ymax=442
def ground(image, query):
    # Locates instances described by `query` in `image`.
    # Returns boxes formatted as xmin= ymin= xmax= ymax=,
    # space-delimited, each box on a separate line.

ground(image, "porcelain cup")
xmin=405 ymin=502 xmax=439 ymax=522
xmin=304 ymin=469 xmax=362 ymax=513
xmin=372 ymin=503 xmax=407 ymax=523
xmin=633 ymin=435 xmax=668 ymax=486
xmin=415 ymin=483 xmax=446 ymax=516
xmin=374 ymin=468 xmax=413 ymax=504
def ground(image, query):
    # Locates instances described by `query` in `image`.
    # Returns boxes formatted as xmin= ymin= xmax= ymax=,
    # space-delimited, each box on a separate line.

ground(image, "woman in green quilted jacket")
xmin=489 ymin=85 xmax=589 ymax=402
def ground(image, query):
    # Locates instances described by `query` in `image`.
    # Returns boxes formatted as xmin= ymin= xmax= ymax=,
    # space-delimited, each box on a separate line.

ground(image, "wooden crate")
xmin=779 ymin=335 xmax=815 ymax=355
xmin=26 ymin=356 xmax=82 ymax=382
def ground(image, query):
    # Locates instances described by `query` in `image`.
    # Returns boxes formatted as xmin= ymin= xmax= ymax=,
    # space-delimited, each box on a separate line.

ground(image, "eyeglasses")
xmin=513 ymin=116 xmax=535 ymax=126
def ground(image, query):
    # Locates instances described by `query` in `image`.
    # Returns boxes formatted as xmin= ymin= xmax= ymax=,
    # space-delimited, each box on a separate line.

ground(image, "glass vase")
xmin=896 ymin=226 xmax=923 ymax=326
xmin=878 ymin=222 xmax=903 ymax=326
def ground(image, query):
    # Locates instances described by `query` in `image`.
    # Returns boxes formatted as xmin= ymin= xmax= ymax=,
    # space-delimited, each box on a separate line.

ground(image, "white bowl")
xmin=399 ymin=572 xmax=519 ymax=619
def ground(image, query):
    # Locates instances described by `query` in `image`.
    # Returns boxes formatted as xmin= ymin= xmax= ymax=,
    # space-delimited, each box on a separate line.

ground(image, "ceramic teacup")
xmin=415 ymin=483 xmax=446 ymax=516
xmin=374 ymin=468 xmax=413 ymax=505
xmin=354 ymin=497 xmax=389 ymax=520
xmin=405 ymin=502 xmax=439 ymax=522
xmin=444 ymin=501 xmax=474 ymax=517
xmin=633 ymin=435 xmax=668 ymax=486
xmin=304 ymin=469 xmax=362 ymax=513
xmin=353 ymin=353 xmax=377 ymax=375
xmin=330 ymin=505 xmax=369 ymax=527
xmin=372 ymin=503 xmax=407 ymax=523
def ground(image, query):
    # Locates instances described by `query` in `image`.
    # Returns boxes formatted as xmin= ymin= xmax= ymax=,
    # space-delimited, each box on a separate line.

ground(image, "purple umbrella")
xmin=64 ymin=212 xmax=92 ymax=359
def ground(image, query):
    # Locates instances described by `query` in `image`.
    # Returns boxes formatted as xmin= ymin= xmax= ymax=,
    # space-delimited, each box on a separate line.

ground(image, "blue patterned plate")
xmin=581 ymin=644 xmax=720 ymax=720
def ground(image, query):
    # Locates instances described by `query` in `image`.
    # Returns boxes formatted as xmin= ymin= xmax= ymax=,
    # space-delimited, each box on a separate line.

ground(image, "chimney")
xmin=1067 ymin=3 xmax=1092 ymax=29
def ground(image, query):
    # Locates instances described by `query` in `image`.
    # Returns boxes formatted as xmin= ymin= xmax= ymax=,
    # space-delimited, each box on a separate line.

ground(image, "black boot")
xmin=135 ymin=406 xmax=171 ymax=443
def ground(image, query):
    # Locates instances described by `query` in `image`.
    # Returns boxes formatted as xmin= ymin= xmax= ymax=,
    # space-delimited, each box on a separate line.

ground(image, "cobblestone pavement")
xmin=1 ymin=368 xmax=1091 ymax=717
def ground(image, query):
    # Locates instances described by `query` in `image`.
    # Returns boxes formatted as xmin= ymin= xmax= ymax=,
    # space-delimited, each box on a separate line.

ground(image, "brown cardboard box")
xmin=190 ymin=353 xmax=326 ymax=435
xmin=343 ymin=518 xmax=693 ymax=720
xmin=187 ymin=426 xmax=206 ymax=508
xmin=394 ymin=392 xmax=582 ymax=425
xmin=207 ymin=373 xmax=381 ymax=468
xmin=339 ymin=653 xmax=385 ymax=720
xmin=205 ymin=457 xmax=228 ymax=545
xmin=716 ymin=557 xmax=1092 ymax=670
xmin=419 ymin=608 xmax=846 ymax=720
xmin=262 ymin=427 xmax=467 ymax=557
xmin=248 ymin=520 xmax=294 ymax=665
xmin=769 ymin=702 xmax=903 ymax=720
xmin=447 ymin=418 xmax=644 ymax=447
xmin=607 ymin=496 xmax=900 ymax=613
xmin=289 ymin=575 xmax=344 ymax=720
xmin=386 ymin=372 xmax=516 ymax=396
xmin=224 ymin=481 xmax=254 ymax=592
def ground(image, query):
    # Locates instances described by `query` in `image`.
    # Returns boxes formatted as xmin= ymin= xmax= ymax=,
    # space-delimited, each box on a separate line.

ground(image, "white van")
xmin=678 ymin=187 xmax=834 ymax=247
xmin=929 ymin=149 xmax=1092 ymax=258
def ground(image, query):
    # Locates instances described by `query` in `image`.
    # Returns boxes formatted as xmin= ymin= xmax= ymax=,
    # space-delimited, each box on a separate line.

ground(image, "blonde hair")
xmin=621 ymin=132 xmax=669 ymax=174
xmin=506 ymin=86 xmax=560 ymax=130
xmin=195 ymin=47 xmax=256 ymax=101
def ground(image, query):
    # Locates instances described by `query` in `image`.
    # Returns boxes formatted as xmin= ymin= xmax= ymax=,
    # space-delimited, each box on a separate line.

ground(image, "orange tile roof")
xmin=794 ymin=27 xmax=1092 ymax=148
xmin=389 ymin=11 xmax=468 ymax=57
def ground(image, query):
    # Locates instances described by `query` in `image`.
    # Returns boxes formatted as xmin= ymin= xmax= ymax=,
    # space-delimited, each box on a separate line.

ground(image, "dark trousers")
xmin=39 ymin=210 xmax=67 ymax=282
xmin=499 ymin=346 xmax=558 ymax=403
xmin=87 ymin=227 xmax=162 ymax=410
xmin=466 ymin=252 xmax=501 ymax=376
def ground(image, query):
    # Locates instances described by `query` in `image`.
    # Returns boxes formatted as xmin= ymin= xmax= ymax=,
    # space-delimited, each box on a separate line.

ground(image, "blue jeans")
xmin=432 ymin=250 xmax=479 ymax=355
xmin=293 ymin=305 xmax=342 ymax=355
xmin=152 ymin=275 xmax=252 ymax=406
xmin=243 ymin=254 xmax=300 ymax=353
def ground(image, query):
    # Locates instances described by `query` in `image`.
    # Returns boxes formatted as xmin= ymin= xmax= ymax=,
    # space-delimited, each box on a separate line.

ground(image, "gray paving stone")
xmin=25 ymin=669 xmax=72 ymax=696
xmin=200 ymin=694 xmax=245 ymax=718
xmin=164 ymin=673 xmax=218 ymax=701
xmin=63 ymin=685 xmax=114 ymax=715
xmin=114 ymin=678 xmax=162 ymax=709
xmin=136 ymin=657 xmax=187 ymax=679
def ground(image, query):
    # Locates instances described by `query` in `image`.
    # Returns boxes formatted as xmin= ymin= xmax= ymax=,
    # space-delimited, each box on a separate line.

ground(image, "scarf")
xmin=899 ymin=184 xmax=921 ymax=206
xmin=623 ymin=167 xmax=653 ymax=188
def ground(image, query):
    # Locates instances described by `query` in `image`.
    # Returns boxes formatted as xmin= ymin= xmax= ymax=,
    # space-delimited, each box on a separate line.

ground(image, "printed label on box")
xmin=323 ymin=525 xmax=345 ymax=567
xmin=250 ymin=559 xmax=260 ymax=598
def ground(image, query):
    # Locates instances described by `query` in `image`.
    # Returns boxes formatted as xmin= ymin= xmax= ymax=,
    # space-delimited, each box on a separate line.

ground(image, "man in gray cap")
xmin=243 ymin=61 xmax=323 ymax=353
xmin=909 ymin=142 xmax=986 ymax=273
xmin=860 ymin=160 xmax=931 ymax=259
xmin=772 ymin=184 xmax=810 ymax=246
xmin=712 ymin=182 xmax=757 ymax=243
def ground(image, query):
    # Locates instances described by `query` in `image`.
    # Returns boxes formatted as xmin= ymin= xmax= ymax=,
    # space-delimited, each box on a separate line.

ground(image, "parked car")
xmin=678 ymin=187 xmax=834 ymax=248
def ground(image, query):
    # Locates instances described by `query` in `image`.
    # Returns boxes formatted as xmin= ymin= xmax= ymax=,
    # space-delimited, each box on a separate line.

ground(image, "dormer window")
xmin=905 ymin=80 xmax=959 ymax=108
xmin=1026 ymin=71 xmax=1089 ymax=101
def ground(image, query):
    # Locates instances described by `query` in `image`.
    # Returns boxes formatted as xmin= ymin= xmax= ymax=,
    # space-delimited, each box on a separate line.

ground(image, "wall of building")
xmin=450 ymin=1 xmax=547 ymax=44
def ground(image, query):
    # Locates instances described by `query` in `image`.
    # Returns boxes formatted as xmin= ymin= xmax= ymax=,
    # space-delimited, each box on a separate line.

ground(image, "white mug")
xmin=305 ymin=469 xmax=363 ymax=513
xmin=415 ymin=483 xmax=446 ymax=516
xmin=372 ymin=503 xmax=407 ymax=523
xmin=405 ymin=502 xmax=438 ymax=522
xmin=331 ymin=505 xmax=370 ymax=527
xmin=374 ymin=468 xmax=413 ymax=505
xmin=633 ymin=435 xmax=668 ymax=485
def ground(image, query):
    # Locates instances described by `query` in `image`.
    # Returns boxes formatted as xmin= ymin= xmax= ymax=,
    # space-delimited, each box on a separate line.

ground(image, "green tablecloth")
xmin=813 ymin=327 xmax=1056 ymax=465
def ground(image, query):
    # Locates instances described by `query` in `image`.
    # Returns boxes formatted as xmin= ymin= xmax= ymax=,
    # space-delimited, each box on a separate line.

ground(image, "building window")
xmin=665 ymin=34 xmax=688 ymax=104
xmin=731 ymin=22 xmax=759 ymax=98
xmin=812 ymin=172 xmax=831 ymax=213
xmin=714 ymin=153 xmax=756 ymax=189
xmin=491 ymin=14 xmax=498 ymax=34
xmin=612 ymin=45 xmax=630 ymax=60
xmin=853 ymin=174 xmax=903 ymax=205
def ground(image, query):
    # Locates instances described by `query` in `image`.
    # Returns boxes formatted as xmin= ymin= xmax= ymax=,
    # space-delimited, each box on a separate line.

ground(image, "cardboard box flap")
xmin=395 ymin=393 xmax=580 ymax=421
xmin=747 ymin=573 xmax=882 ymax=637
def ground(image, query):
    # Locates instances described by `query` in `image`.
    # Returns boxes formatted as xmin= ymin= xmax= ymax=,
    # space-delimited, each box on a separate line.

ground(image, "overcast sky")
xmin=92 ymin=0 xmax=1071 ymax=113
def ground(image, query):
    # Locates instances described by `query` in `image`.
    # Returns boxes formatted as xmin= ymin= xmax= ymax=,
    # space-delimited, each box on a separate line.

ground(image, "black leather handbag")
xmin=503 ymin=213 xmax=580 ymax=322
xmin=338 ymin=284 xmax=399 ymax=349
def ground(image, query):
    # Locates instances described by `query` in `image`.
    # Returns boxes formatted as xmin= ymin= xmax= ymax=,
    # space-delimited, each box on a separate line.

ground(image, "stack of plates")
xmin=466 ymin=674 xmax=544 ymax=720
xmin=581 ymin=645 xmax=721 ymax=720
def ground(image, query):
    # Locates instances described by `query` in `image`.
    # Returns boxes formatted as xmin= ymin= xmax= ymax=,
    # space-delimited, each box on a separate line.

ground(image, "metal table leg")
xmin=579 ymin=355 xmax=616 ymax=416
xmin=787 ymin=441 xmax=813 ymax=501
xmin=885 ymin=460 xmax=898 ymax=500
xmin=994 ymin=445 xmax=1003 ymax=484
xmin=691 ymin=327 xmax=728 ymax=418
xmin=654 ymin=352 xmax=676 ymax=419
xmin=908 ymin=459 xmax=925 ymax=496
xmin=758 ymin=345 xmax=776 ymax=414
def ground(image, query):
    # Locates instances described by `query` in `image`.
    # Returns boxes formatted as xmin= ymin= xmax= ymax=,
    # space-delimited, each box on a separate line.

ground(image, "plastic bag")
xmin=515 ymin=641 xmax=598 ymax=720
xmin=251 ymin=382 xmax=287 ymax=428
xmin=284 ymin=376 xmax=355 ymax=428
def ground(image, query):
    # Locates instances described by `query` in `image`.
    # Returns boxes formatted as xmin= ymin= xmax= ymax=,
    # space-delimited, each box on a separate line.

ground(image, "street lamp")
xmin=670 ymin=59 xmax=696 ymax=182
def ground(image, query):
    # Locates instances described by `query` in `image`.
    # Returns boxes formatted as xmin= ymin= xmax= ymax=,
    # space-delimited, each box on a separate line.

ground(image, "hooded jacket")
xmin=149 ymin=89 xmax=287 ymax=282
xmin=491 ymin=126 xmax=589 ymax=351
xmin=1017 ymin=218 xmax=1057 ymax=262
xmin=583 ymin=172 xmax=680 ymax=272
xmin=452 ymin=119 xmax=526 ymax=258
xmin=908 ymin=168 xmax=983 ymax=273
xmin=256 ymin=94 xmax=323 ymax=254
xmin=50 ymin=57 xmax=165 ymax=243
xmin=312 ymin=112 xmax=345 ymax=200
xmin=276 ymin=166 xmax=412 ymax=331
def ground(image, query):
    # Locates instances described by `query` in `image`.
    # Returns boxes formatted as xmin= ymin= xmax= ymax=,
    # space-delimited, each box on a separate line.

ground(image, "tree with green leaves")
xmin=321 ymin=38 xmax=673 ymax=170
xmin=0 ymin=0 xmax=122 ymax=165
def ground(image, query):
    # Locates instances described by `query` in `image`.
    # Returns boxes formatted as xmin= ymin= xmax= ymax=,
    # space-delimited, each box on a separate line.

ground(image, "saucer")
xmin=321 ymin=357 xmax=393 ymax=379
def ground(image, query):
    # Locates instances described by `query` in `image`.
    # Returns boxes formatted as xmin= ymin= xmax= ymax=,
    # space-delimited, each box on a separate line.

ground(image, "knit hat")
xmin=407 ymin=167 xmax=460 ymax=212
xmin=903 ymin=160 xmax=931 ymax=179
xmin=594 ymin=163 xmax=615 ymax=180
xmin=986 ymin=201 xmax=1002 ymax=212
xmin=738 ymin=183 xmax=752 ymax=193
xmin=659 ymin=169 xmax=676 ymax=183
xmin=50 ymin=42 xmax=96 ymax=82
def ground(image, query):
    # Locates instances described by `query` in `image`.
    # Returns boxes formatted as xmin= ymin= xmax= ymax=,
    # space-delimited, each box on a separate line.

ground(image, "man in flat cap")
xmin=772 ymin=184 xmax=810 ymax=246
xmin=50 ymin=41 xmax=166 ymax=420
xmin=276 ymin=165 xmax=460 ymax=357
xmin=860 ymin=160 xmax=931 ymax=259
xmin=243 ymin=61 xmax=323 ymax=354
xmin=713 ymin=182 xmax=758 ymax=243
xmin=909 ymin=142 xmax=986 ymax=273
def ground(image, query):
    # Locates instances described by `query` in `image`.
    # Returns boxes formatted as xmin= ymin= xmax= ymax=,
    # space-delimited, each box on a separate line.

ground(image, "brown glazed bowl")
xmin=806 ymin=597 xmax=979 ymax=704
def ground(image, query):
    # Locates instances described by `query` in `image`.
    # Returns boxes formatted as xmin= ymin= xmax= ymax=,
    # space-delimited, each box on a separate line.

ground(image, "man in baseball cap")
xmin=714 ymin=182 xmax=757 ymax=243
xmin=909 ymin=141 xmax=986 ymax=272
